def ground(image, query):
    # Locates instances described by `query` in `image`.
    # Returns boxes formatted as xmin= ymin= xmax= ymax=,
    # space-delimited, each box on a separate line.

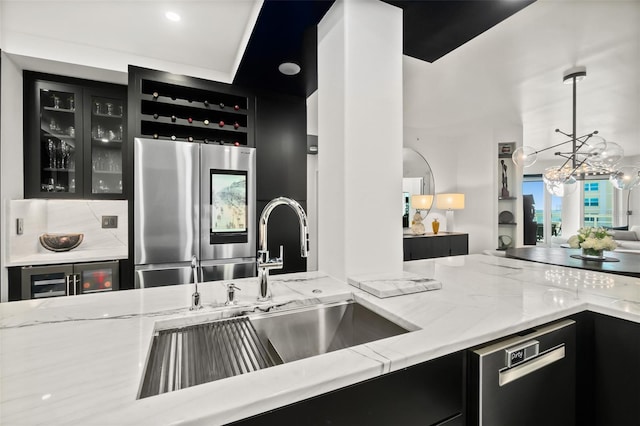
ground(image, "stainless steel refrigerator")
xmin=134 ymin=137 xmax=256 ymax=288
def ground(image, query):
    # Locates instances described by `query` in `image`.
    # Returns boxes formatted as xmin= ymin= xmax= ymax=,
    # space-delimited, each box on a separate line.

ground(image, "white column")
xmin=317 ymin=0 xmax=403 ymax=281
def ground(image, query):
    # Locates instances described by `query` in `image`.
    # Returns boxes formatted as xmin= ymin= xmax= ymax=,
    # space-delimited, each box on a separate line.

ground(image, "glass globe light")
xmin=545 ymin=179 xmax=577 ymax=197
xmin=610 ymin=166 xmax=640 ymax=190
xmin=586 ymin=140 xmax=608 ymax=167
xmin=598 ymin=141 xmax=624 ymax=168
xmin=588 ymin=141 xmax=624 ymax=170
xmin=543 ymin=167 xmax=577 ymax=197
xmin=512 ymin=146 xmax=537 ymax=168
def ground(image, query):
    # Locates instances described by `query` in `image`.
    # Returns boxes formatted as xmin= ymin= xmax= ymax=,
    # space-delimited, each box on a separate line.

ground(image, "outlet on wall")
xmin=102 ymin=216 xmax=118 ymax=229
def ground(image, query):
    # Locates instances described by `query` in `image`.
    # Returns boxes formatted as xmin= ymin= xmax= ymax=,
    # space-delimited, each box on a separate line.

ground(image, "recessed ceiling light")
xmin=278 ymin=62 xmax=301 ymax=76
xmin=165 ymin=11 xmax=181 ymax=22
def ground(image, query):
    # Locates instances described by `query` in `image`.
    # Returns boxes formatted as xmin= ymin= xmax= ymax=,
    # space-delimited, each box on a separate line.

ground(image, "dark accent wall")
xmin=254 ymin=90 xmax=307 ymax=274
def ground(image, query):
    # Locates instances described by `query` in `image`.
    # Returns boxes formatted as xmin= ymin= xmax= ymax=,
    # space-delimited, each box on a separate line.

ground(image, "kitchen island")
xmin=1 ymin=254 xmax=639 ymax=425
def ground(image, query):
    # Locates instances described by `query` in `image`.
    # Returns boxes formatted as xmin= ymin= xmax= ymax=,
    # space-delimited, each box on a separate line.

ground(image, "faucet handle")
xmin=225 ymin=283 xmax=241 ymax=305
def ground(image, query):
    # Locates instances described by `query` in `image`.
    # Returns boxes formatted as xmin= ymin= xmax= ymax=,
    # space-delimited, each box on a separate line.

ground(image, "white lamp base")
xmin=445 ymin=210 xmax=455 ymax=232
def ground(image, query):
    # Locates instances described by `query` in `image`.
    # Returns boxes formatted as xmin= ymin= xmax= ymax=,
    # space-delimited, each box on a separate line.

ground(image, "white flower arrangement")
xmin=567 ymin=227 xmax=618 ymax=252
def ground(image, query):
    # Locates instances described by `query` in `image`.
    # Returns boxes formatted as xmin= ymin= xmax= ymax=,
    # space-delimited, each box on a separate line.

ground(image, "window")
xmin=582 ymin=179 xmax=613 ymax=228
xmin=585 ymin=182 xmax=599 ymax=192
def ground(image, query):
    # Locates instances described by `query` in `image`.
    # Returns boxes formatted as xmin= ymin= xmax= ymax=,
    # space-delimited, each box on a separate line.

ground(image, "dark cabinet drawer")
xmin=404 ymin=233 xmax=469 ymax=260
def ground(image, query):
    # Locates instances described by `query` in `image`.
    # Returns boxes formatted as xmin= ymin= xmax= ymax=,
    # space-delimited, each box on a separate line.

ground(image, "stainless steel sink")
xmin=138 ymin=300 xmax=412 ymax=398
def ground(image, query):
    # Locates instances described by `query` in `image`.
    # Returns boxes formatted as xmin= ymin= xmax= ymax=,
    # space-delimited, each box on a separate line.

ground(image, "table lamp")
xmin=436 ymin=193 xmax=465 ymax=232
xmin=410 ymin=194 xmax=433 ymax=235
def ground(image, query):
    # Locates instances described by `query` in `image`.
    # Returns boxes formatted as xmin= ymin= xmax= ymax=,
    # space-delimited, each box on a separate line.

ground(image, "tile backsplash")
xmin=7 ymin=199 xmax=127 ymax=266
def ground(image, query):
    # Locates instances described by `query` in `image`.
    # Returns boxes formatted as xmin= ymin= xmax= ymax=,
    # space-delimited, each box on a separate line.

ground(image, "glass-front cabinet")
xmin=24 ymin=72 xmax=126 ymax=199
xmin=88 ymin=93 xmax=125 ymax=195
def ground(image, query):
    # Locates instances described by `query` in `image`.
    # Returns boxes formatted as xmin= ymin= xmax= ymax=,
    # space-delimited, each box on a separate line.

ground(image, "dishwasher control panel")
xmin=505 ymin=339 xmax=539 ymax=367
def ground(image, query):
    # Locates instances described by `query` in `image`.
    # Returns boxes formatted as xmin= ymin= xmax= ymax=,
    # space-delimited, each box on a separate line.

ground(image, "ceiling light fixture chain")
xmin=511 ymin=65 xmax=640 ymax=196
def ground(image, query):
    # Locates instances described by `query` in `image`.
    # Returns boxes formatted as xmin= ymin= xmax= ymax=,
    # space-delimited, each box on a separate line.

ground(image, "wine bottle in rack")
xmin=152 ymin=92 xmax=159 ymax=99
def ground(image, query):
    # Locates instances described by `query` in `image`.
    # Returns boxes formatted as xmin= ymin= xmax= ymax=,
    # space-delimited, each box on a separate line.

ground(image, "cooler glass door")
xmin=74 ymin=261 xmax=120 ymax=294
xmin=21 ymin=264 xmax=74 ymax=299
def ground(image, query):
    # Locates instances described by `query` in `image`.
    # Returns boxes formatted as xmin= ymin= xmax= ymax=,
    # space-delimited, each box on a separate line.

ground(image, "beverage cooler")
xmin=18 ymin=261 xmax=119 ymax=300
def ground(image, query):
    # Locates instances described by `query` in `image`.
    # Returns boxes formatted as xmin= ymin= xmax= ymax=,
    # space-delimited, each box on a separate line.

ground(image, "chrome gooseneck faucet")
xmin=190 ymin=255 xmax=202 ymax=310
xmin=257 ymin=197 xmax=309 ymax=301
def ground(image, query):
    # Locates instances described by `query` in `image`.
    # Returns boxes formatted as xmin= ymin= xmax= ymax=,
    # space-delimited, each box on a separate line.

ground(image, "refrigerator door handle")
xmin=65 ymin=275 xmax=71 ymax=296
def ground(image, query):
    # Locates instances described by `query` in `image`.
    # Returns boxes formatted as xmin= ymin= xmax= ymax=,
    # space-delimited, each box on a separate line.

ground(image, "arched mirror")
xmin=402 ymin=147 xmax=435 ymax=229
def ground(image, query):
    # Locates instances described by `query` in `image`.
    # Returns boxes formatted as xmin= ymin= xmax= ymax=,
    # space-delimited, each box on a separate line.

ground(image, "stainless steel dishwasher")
xmin=468 ymin=319 xmax=576 ymax=426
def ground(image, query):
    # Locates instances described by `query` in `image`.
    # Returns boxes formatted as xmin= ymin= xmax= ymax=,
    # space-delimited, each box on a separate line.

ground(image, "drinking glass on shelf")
xmin=47 ymin=139 xmax=56 ymax=169
xmin=47 ymin=177 xmax=55 ymax=192
xmin=94 ymin=102 xmax=102 ymax=115
xmin=53 ymin=95 xmax=61 ymax=109
xmin=93 ymin=124 xmax=104 ymax=139
xmin=68 ymin=96 xmax=75 ymax=111
xmin=105 ymin=103 xmax=114 ymax=115
xmin=50 ymin=119 xmax=58 ymax=133
xmin=68 ymin=126 xmax=75 ymax=137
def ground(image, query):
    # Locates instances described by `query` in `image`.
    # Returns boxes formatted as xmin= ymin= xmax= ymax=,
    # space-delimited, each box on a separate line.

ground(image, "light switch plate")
xmin=102 ymin=215 xmax=118 ymax=229
xmin=17 ymin=218 xmax=24 ymax=235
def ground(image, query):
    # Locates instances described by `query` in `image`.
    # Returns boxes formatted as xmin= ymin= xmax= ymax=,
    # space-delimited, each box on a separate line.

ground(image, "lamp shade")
xmin=411 ymin=194 xmax=433 ymax=210
xmin=436 ymin=193 xmax=465 ymax=210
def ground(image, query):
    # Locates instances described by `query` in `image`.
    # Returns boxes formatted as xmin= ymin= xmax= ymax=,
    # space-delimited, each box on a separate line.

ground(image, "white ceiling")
xmin=403 ymin=0 xmax=640 ymax=159
xmin=0 ymin=0 xmax=262 ymax=83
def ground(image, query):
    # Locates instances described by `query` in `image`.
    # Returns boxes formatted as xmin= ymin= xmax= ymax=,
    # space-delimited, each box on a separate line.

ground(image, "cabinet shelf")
xmin=498 ymin=196 xmax=517 ymax=200
xmin=91 ymin=138 xmax=123 ymax=145
xmin=93 ymin=169 xmax=122 ymax=175
xmin=498 ymin=222 xmax=518 ymax=226
xmin=93 ymin=112 xmax=123 ymax=119
xmin=43 ymin=106 xmax=76 ymax=114
xmin=44 ymin=132 xmax=76 ymax=140
xmin=44 ymin=168 xmax=76 ymax=173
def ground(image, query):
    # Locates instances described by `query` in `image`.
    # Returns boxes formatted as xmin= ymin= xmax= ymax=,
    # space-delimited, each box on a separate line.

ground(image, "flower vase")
xmin=582 ymin=247 xmax=604 ymax=260
xmin=432 ymin=219 xmax=440 ymax=235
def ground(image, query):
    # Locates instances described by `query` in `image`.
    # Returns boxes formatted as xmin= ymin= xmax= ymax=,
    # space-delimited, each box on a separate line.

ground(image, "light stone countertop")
xmin=1 ymin=254 xmax=639 ymax=425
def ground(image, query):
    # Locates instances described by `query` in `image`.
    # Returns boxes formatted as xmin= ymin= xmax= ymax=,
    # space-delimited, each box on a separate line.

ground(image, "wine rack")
xmin=130 ymin=70 xmax=254 ymax=147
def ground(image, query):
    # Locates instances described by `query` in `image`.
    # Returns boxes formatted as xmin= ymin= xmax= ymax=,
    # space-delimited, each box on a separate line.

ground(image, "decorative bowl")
xmin=39 ymin=233 xmax=84 ymax=252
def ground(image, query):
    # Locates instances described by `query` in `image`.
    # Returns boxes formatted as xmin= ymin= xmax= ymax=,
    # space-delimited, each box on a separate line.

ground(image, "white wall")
xmin=0 ymin=52 xmax=24 ymax=301
xmin=404 ymin=117 xmax=523 ymax=254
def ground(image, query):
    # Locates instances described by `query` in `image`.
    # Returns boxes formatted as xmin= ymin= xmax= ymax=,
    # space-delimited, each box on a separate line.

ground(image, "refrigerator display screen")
xmin=210 ymin=169 xmax=248 ymax=244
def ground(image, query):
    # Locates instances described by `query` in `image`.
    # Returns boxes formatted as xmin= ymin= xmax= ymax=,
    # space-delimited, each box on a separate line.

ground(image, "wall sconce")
xmin=410 ymin=194 xmax=433 ymax=235
xmin=436 ymin=193 xmax=465 ymax=232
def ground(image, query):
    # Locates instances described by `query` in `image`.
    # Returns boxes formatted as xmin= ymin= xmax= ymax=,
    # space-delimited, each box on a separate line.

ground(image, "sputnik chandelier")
xmin=512 ymin=66 xmax=640 ymax=196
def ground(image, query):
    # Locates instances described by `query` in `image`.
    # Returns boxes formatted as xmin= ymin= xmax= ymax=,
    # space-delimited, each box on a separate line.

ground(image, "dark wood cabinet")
xmin=403 ymin=232 xmax=469 ymax=260
xmin=231 ymin=351 xmax=464 ymax=426
xmin=23 ymin=72 xmax=126 ymax=199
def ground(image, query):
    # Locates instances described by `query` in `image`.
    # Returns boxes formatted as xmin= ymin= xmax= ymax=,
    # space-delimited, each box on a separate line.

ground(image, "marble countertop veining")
xmin=1 ymin=255 xmax=639 ymax=425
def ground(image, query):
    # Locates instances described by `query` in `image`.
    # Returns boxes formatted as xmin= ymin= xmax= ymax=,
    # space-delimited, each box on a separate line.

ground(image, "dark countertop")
xmin=505 ymin=247 xmax=640 ymax=278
